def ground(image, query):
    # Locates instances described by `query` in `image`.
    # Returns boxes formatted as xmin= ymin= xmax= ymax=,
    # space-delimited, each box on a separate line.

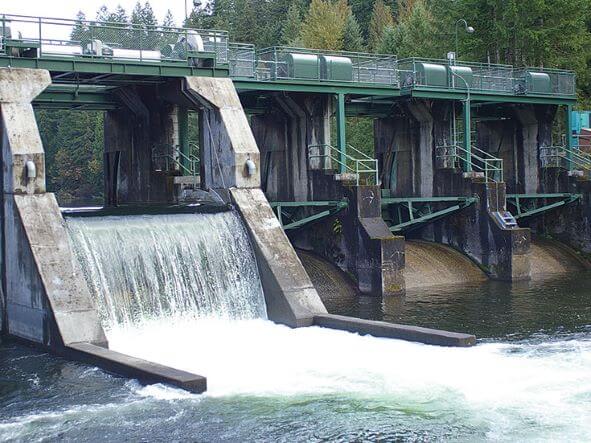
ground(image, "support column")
xmin=336 ymin=93 xmax=346 ymax=173
xmin=178 ymin=105 xmax=189 ymax=173
xmin=463 ymin=99 xmax=472 ymax=172
xmin=0 ymin=68 xmax=106 ymax=348
xmin=566 ymin=104 xmax=574 ymax=171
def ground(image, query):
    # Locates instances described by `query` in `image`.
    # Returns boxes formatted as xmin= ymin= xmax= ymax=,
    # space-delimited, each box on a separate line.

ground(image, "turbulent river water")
xmin=1 ymin=211 xmax=590 ymax=442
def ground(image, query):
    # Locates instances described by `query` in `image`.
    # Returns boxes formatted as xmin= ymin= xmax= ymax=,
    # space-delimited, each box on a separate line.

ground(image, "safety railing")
xmin=308 ymin=143 xmax=379 ymax=186
xmin=540 ymin=146 xmax=591 ymax=171
xmin=513 ymin=68 xmax=576 ymax=96
xmin=256 ymin=46 xmax=398 ymax=86
xmin=398 ymin=57 xmax=576 ymax=97
xmin=436 ymin=144 xmax=503 ymax=182
xmin=152 ymin=145 xmax=200 ymax=176
xmin=228 ymin=42 xmax=256 ymax=78
xmin=0 ymin=13 xmax=228 ymax=64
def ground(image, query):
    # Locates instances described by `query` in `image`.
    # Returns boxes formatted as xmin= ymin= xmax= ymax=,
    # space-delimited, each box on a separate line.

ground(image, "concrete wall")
xmin=104 ymin=86 xmax=178 ymax=205
xmin=250 ymin=93 xmax=333 ymax=202
xmin=185 ymin=77 xmax=260 ymax=190
xmin=231 ymin=188 xmax=326 ymax=327
xmin=0 ymin=68 xmax=107 ymax=348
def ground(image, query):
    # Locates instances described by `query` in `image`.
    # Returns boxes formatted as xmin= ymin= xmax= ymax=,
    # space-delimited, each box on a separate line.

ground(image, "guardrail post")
xmin=565 ymin=104 xmax=574 ymax=172
xmin=336 ymin=93 xmax=346 ymax=174
xmin=463 ymin=98 xmax=472 ymax=172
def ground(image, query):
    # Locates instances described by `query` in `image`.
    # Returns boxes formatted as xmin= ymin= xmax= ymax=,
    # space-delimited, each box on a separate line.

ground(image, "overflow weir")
xmin=2 ymin=13 xmax=588 ymax=392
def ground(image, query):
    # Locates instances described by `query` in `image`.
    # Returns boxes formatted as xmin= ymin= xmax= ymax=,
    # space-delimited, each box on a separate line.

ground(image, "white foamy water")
xmin=106 ymin=317 xmax=591 ymax=440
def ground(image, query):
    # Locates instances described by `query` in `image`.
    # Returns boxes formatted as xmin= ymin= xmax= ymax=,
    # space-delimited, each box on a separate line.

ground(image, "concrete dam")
xmin=1 ymin=13 xmax=589 ymax=395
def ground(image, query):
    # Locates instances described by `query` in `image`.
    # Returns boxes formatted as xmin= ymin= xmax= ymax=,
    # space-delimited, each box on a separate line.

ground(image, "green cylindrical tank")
xmin=448 ymin=66 xmax=474 ymax=89
xmin=416 ymin=63 xmax=447 ymax=87
xmin=286 ymin=53 xmax=320 ymax=80
xmin=526 ymin=71 xmax=552 ymax=94
xmin=320 ymin=55 xmax=353 ymax=82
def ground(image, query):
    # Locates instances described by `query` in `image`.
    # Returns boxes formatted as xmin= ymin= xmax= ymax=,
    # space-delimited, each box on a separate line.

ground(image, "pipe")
xmin=245 ymin=158 xmax=256 ymax=176
xmin=25 ymin=160 xmax=36 ymax=179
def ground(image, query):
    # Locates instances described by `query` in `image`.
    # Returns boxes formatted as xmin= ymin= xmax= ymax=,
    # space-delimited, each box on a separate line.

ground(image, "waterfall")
xmin=66 ymin=211 xmax=267 ymax=328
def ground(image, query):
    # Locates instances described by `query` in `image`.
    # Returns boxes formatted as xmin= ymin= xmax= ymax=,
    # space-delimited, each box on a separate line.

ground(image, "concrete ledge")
xmin=65 ymin=342 xmax=207 ymax=393
xmin=313 ymin=314 xmax=476 ymax=347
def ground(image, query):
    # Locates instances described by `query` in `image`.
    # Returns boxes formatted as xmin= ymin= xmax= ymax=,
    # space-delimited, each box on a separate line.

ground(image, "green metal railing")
xmin=308 ymin=143 xmax=379 ymax=186
xmin=436 ymin=144 xmax=503 ymax=182
xmin=256 ymin=46 xmax=398 ymax=86
xmin=397 ymin=57 xmax=575 ymax=97
xmin=0 ymin=13 xmax=577 ymax=97
xmin=228 ymin=42 xmax=256 ymax=78
xmin=0 ymin=13 xmax=228 ymax=64
xmin=152 ymin=145 xmax=200 ymax=176
xmin=540 ymin=146 xmax=591 ymax=171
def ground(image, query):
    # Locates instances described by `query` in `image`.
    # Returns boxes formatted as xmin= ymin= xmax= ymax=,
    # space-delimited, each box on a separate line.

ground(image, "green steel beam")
xmin=269 ymin=200 xmax=347 ymax=208
xmin=382 ymin=196 xmax=476 ymax=205
xmin=388 ymin=202 xmax=474 ymax=232
xmin=270 ymin=200 xmax=348 ymax=230
xmin=566 ymin=104 xmax=574 ymax=171
xmin=463 ymin=99 xmax=472 ymax=172
xmin=506 ymin=193 xmax=581 ymax=220
xmin=0 ymin=56 xmax=229 ymax=80
xmin=234 ymin=79 xmax=401 ymax=97
xmin=405 ymin=88 xmax=576 ymax=105
xmin=336 ymin=93 xmax=346 ymax=173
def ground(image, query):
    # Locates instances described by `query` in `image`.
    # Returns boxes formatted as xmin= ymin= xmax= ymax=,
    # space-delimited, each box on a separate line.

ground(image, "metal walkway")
xmin=0 ymin=14 xmax=576 ymax=108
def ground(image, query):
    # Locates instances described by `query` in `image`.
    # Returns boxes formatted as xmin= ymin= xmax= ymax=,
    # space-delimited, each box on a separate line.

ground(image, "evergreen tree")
xmin=343 ymin=13 xmax=365 ymax=52
xmin=301 ymin=0 xmax=349 ymax=50
xmin=380 ymin=0 xmax=440 ymax=58
xmin=368 ymin=0 xmax=394 ymax=51
xmin=281 ymin=3 xmax=303 ymax=45
xmin=70 ymin=11 xmax=89 ymax=43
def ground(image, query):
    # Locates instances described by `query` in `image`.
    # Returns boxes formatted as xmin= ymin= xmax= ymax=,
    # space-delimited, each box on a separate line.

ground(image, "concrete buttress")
xmin=0 ymin=68 xmax=107 ymax=347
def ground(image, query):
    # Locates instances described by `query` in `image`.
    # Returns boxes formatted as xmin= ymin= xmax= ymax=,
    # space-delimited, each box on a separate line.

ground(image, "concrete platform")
xmin=314 ymin=314 xmax=476 ymax=347
xmin=65 ymin=342 xmax=207 ymax=393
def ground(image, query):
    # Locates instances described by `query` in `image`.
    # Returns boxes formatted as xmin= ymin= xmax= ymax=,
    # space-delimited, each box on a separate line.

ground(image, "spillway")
xmin=530 ymin=238 xmax=590 ymax=280
xmin=66 ymin=211 xmax=267 ymax=328
xmin=404 ymin=241 xmax=487 ymax=290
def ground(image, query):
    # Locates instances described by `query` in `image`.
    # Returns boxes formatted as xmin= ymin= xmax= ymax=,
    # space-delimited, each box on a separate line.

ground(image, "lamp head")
xmin=466 ymin=26 xmax=475 ymax=33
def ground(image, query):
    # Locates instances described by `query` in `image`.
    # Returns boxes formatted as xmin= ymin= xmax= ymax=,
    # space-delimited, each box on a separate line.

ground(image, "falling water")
xmin=66 ymin=211 xmax=267 ymax=328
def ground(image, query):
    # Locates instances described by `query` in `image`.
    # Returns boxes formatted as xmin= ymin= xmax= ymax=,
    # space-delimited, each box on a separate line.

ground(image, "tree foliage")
xmin=368 ymin=0 xmax=394 ymax=51
xmin=301 ymin=0 xmax=349 ymax=50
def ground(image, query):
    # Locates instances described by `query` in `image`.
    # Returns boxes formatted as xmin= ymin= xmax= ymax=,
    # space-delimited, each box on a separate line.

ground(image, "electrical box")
xmin=416 ymin=63 xmax=447 ymax=87
xmin=320 ymin=55 xmax=353 ymax=81
xmin=526 ymin=71 xmax=551 ymax=94
xmin=286 ymin=53 xmax=320 ymax=80
xmin=572 ymin=111 xmax=591 ymax=134
xmin=448 ymin=65 xmax=474 ymax=89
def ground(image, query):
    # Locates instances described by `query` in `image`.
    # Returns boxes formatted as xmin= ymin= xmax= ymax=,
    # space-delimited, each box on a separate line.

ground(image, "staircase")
xmin=492 ymin=211 xmax=518 ymax=229
xmin=436 ymin=143 xmax=503 ymax=182
xmin=152 ymin=145 xmax=200 ymax=177
xmin=540 ymin=146 xmax=591 ymax=176
xmin=308 ymin=143 xmax=379 ymax=186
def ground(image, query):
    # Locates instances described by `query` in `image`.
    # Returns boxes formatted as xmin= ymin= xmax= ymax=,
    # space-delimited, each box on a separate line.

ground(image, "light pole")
xmin=455 ymin=19 xmax=474 ymax=59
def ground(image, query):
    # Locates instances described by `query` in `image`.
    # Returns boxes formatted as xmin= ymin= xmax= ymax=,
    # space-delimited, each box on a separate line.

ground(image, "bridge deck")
xmin=0 ymin=13 xmax=576 ymax=109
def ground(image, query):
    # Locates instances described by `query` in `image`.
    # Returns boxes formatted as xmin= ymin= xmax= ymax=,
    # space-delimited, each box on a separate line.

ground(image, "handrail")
xmin=540 ymin=145 xmax=591 ymax=171
xmin=152 ymin=145 xmax=199 ymax=176
xmin=437 ymin=143 xmax=503 ymax=182
xmin=308 ymin=143 xmax=379 ymax=186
